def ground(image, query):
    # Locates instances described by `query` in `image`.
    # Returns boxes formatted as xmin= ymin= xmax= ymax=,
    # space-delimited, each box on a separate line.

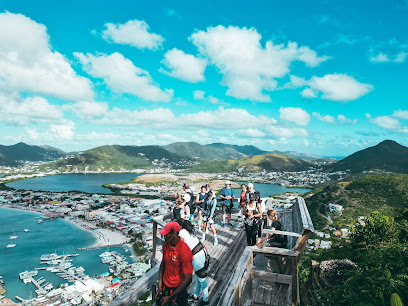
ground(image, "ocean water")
xmin=6 ymin=173 xmax=142 ymax=193
xmin=0 ymin=207 xmax=133 ymax=302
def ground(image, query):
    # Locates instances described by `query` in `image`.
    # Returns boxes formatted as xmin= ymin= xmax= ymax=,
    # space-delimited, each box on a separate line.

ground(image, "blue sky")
xmin=0 ymin=0 xmax=407 ymax=157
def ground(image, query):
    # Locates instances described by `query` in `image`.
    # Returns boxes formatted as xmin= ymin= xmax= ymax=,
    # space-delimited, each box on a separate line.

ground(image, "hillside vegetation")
xmin=306 ymin=173 xmax=408 ymax=230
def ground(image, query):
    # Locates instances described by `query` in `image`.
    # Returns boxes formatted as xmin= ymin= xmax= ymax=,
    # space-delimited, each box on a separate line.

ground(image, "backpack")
xmin=187 ymin=190 xmax=196 ymax=213
xmin=271 ymin=219 xmax=287 ymax=246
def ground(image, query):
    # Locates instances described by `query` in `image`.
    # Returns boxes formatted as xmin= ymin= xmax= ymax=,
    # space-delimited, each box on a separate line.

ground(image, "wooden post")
xmin=152 ymin=220 xmax=158 ymax=266
xmin=246 ymin=251 xmax=253 ymax=299
xmin=152 ymin=284 xmax=157 ymax=303
xmin=291 ymin=256 xmax=299 ymax=305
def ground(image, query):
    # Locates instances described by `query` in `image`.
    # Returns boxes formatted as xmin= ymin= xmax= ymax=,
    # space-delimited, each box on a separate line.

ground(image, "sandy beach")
xmin=63 ymin=217 xmax=130 ymax=248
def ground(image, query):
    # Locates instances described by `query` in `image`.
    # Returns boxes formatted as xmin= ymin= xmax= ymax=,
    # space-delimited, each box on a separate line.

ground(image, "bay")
xmin=0 ymin=207 xmax=132 ymax=302
xmin=6 ymin=173 xmax=142 ymax=193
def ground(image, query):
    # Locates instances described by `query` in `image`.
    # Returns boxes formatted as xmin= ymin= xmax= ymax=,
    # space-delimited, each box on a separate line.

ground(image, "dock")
xmin=111 ymin=196 xmax=314 ymax=306
xmin=77 ymin=242 xmax=128 ymax=251
xmin=27 ymin=276 xmax=46 ymax=295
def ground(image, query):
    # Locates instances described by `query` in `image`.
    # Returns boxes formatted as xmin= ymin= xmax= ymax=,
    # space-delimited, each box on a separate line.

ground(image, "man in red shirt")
xmin=156 ymin=221 xmax=193 ymax=305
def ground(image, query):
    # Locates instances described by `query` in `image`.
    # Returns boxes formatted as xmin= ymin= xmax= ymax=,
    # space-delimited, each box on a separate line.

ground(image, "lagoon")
xmin=6 ymin=173 xmax=141 ymax=193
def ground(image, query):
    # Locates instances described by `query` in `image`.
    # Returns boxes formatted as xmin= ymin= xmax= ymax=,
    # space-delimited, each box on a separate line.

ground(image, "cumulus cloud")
xmin=265 ymin=126 xmax=308 ymax=138
xmin=74 ymin=52 xmax=173 ymax=102
xmin=307 ymin=74 xmax=372 ymax=102
xmin=300 ymin=88 xmax=317 ymax=98
xmin=313 ymin=112 xmax=357 ymax=124
xmin=101 ymin=19 xmax=164 ymax=50
xmin=161 ymin=48 xmax=207 ymax=82
xmin=193 ymin=90 xmax=205 ymax=100
xmin=279 ymin=107 xmax=310 ymax=126
xmin=70 ymin=101 xmax=109 ymax=119
xmin=393 ymin=110 xmax=408 ymax=120
xmin=0 ymin=12 xmax=93 ymax=101
xmin=25 ymin=121 xmax=75 ymax=142
xmin=0 ymin=94 xmax=64 ymax=125
xmin=238 ymin=129 xmax=266 ymax=137
xmin=190 ymin=25 xmax=329 ymax=101
xmin=312 ymin=112 xmax=335 ymax=123
xmin=368 ymin=115 xmax=401 ymax=129
xmin=370 ymin=51 xmax=407 ymax=63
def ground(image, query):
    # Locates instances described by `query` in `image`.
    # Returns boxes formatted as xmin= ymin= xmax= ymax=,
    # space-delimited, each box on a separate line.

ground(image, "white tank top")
xmin=179 ymin=229 xmax=200 ymax=250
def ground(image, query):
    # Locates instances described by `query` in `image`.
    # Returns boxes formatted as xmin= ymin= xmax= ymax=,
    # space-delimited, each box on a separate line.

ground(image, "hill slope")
xmin=327 ymin=140 xmax=408 ymax=173
xmin=0 ymin=142 xmax=66 ymax=166
xmin=163 ymin=142 xmax=265 ymax=160
xmin=40 ymin=145 xmax=191 ymax=171
xmin=305 ymin=173 xmax=408 ymax=230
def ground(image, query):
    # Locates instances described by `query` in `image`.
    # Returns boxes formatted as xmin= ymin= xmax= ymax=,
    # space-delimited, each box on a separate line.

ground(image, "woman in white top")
xmin=177 ymin=219 xmax=209 ymax=304
xmin=243 ymin=195 xmax=263 ymax=246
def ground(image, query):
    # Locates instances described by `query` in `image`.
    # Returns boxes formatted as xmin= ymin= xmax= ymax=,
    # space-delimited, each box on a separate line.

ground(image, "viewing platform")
xmin=112 ymin=196 xmax=313 ymax=306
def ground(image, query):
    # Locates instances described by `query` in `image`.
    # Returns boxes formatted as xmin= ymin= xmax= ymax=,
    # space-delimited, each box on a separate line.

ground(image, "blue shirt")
xmin=220 ymin=187 xmax=235 ymax=206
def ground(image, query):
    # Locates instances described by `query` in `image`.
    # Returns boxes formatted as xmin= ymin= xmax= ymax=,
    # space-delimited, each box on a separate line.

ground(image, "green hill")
xmin=39 ymin=145 xmax=191 ymax=172
xmin=0 ymin=142 xmax=66 ymax=166
xmin=163 ymin=142 xmax=265 ymax=160
xmin=188 ymin=153 xmax=311 ymax=173
xmin=305 ymin=173 xmax=408 ymax=229
xmin=327 ymin=139 xmax=408 ymax=174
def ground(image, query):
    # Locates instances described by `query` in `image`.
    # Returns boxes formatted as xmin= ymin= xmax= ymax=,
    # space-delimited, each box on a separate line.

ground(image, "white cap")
xmin=225 ymin=180 xmax=232 ymax=185
xmin=248 ymin=183 xmax=254 ymax=188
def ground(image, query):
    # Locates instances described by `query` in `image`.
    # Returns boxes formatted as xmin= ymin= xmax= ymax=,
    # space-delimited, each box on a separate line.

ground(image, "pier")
xmin=27 ymin=276 xmax=46 ymax=295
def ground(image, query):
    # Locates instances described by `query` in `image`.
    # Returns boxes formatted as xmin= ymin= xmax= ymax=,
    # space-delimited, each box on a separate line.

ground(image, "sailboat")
xmin=6 ymin=238 xmax=16 ymax=248
xmin=9 ymin=229 xmax=18 ymax=239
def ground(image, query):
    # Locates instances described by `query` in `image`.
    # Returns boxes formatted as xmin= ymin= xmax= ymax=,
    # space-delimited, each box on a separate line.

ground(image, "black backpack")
xmin=273 ymin=219 xmax=288 ymax=245
xmin=187 ymin=191 xmax=196 ymax=213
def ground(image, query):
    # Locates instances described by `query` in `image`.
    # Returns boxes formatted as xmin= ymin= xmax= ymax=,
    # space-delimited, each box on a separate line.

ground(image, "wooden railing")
xmin=218 ymin=197 xmax=314 ymax=306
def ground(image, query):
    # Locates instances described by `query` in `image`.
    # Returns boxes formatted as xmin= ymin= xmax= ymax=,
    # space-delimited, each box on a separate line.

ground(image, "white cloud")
xmin=393 ymin=110 xmax=408 ymax=120
xmin=74 ymin=52 xmax=173 ymax=102
xmin=337 ymin=114 xmax=357 ymax=124
xmin=25 ymin=121 xmax=75 ymax=142
xmin=284 ymin=75 xmax=308 ymax=88
xmin=193 ymin=90 xmax=205 ymax=100
xmin=370 ymin=52 xmax=391 ymax=63
xmin=265 ymin=126 xmax=308 ymax=138
xmin=71 ymin=101 xmax=109 ymax=119
xmin=238 ymin=129 xmax=266 ymax=137
xmin=301 ymin=88 xmax=317 ymax=98
xmin=312 ymin=112 xmax=335 ymax=123
xmin=49 ymin=121 xmax=75 ymax=140
xmin=395 ymin=52 xmax=407 ymax=63
xmin=307 ymin=74 xmax=372 ymax=101
xmin=279 ymin=107 xmax=310 ymax=126
xmin=370 ymin=115 xmax=401 ymax=129
xmin=0 ymin=12 xmax=93 ymax=101
xmin=190 ymin=25 xmax=328 ymax=101
xmin=313 ymin=112 xmax=357 ymax=124
xmin=161 ymin=48 xmax=207 ymax=83
xmin=0 ymin=94 xmax=64 ymax=125
xmin=101 ymin=19 xmax=164 ymax=50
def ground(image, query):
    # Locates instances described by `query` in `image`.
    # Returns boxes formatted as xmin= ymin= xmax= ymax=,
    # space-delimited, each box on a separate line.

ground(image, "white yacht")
xmin=24 ymin=229 xmax=30 ymax=232
xmin=40 ymin=253 xmax=61 ymax=261
xmin=9 ymin=229 xmax=18 ymax=239
xmin=6 ymin=238 xmax=16 ymax=248
xmin=19 ymin=270 xmax=38 ymax=279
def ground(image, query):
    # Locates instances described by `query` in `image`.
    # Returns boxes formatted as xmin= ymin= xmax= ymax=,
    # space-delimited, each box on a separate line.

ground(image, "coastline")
xmin=0 ymin=205 xmax=130 ymax=249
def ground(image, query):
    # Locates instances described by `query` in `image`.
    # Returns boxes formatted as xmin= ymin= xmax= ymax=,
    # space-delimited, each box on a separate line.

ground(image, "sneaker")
xmin=228 ymin=223 xmax=233 ymax=227
xmin=189 ymin=294 xmax=199 ymax=301
xmin=214 ymin=237 xmax=218 ymax=246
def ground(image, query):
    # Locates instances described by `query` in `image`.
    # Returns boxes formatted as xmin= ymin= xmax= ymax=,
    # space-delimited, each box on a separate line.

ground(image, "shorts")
xmin=222 ymin=203 xmax=233 ymax=214
xmin=157 ymin=283 xmax=188 ymax=306
xmin=203 ymin=215 xmax=215 ymax=225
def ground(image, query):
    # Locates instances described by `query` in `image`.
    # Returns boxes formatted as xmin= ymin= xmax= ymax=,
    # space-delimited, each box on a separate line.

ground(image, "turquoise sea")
xmin=6 ymin=173 xmax=141 ymax=193
xmin=0 ymin=207 xmax=132 ymax=302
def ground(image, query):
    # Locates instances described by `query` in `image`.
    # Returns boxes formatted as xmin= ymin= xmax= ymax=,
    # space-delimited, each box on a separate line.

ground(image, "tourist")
xmin=239 ymin=184 xmax=247 ymax=225
xmin=266 ymin=209 xmax=287 ymax=248
xmin=173 ymin=195 xmax=185 ymax=220
xmin=243 ymin=194 xmax=263 ymax=246
xmin=246 ymin=183 xmax=255 ymax=204
xmin=196 ymin=186 xmax=207 ymax=232
xmin=202 ymin=190 xmax=218 ymax=246
xmin=254 ymin=191 xmax=265 ymax=240
xmin=183 ymin=193 xmax=191 ymax=220
xmin=219 ymin=180 xmax=235 ymax=227
xmin=183 ymin=183 xmax=195 ymax=221
xmin=177 ymin=219 xmax=210 ymax=305
xmin=155 ymin=221 xmax=193 ymax=305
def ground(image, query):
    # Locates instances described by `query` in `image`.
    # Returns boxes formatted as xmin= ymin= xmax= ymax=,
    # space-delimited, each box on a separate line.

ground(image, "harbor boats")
xmin=19 ymin=270 xmax=38 ymax=279
xmin=6 ymin=238 xmax=16 ymax=248
xmin=9 ymin=229 xmax=18 ymax=240
xmin=40 ymin=253 xmax=61 ymax=261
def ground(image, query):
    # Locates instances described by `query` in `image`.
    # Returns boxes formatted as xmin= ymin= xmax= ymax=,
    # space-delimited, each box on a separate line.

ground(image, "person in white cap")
xmin=219 ymin=180 xmax=235 ymax=227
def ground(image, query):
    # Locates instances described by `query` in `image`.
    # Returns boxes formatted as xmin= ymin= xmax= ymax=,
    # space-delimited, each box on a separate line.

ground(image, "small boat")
xmin=37 ymin=220 xmax=43 ymax=224
xmin=0 ymin=276 xmax=4 ymax=285
xmin=6 ymin=238 xmax=16 ymax=248
xmin=9 ymin=229 xmax=18 ymax=239
xmin=24 ymin=229 xmax=30 ymax=232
